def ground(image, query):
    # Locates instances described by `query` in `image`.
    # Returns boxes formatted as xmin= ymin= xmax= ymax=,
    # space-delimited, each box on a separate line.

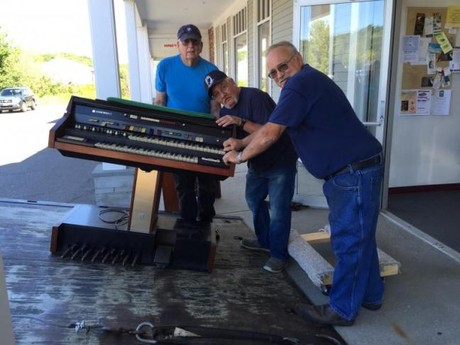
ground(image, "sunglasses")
xmin=267 ymin=54 xmax=297 ymax=79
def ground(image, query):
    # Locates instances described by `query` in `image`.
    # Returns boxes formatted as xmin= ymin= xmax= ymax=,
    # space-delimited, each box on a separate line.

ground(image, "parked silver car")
xmin=0 ymin=87 xmax=37 ymax=112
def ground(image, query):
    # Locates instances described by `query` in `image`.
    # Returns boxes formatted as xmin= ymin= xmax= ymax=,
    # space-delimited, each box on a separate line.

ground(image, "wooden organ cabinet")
xmin=48 ymin=96 xmax=235 ymax=271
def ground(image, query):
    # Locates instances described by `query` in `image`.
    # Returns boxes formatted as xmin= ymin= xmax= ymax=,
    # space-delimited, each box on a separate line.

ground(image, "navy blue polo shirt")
xmin=269 ymin=65 xmax=382 ymax=179
xmin=220 ymin=87 xmax=297 ymax=173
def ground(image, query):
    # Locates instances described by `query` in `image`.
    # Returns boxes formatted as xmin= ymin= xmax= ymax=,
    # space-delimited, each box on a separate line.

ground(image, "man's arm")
xmin=220 ymin=120 xmax=263 ymax=152
xmin=210 ymin=99 xmax=221 ymax=118
xmin=216 ymin=115 xmax=262 ymax=134
xmin=155 ymin=92 xmax=167 ymax=106
xmin=223 ymin=122 xmax=286 ymax=164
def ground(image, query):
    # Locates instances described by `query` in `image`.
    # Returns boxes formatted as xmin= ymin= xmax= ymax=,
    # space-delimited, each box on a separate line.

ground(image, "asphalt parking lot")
xmin=0 ymin=104 xmax=98 ymax=204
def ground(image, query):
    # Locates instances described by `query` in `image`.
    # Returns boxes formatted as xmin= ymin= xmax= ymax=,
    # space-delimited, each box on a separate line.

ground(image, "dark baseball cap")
xmin=177 ymin=24 xmax=202 ymax=41
xmin=204 ymin=70 xmax=228 ymax=97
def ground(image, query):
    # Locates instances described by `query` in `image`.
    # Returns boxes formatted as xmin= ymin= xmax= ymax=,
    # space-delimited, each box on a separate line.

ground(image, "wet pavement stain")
xmin=1 ymin=203 xmax=345 ymax=345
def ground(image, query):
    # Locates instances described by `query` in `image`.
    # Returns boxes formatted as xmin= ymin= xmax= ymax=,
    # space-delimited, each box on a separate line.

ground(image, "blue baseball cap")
xmin=177 ymin=24 xmax=202 ymax=41
xmin=204 ymin=70 xmax=228 ymax=97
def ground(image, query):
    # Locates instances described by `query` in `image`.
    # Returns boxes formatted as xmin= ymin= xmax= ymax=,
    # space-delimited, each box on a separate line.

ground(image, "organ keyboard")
xmin=48 ymin=96 xmax=236 ymax=272
xmin=48 ymin=96 xmax=235 ymax=178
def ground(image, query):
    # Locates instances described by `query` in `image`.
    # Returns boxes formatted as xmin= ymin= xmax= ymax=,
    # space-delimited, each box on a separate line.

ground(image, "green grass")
xmin=39 ymin=90 xmax=96 ymax=106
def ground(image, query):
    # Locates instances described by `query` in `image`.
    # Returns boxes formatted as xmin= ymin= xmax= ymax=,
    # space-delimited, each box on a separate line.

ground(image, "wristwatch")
xmin=236 ymin=151 xmax=246 ymax=164
xmin=240 ymin=118 xmax=246 ymax=127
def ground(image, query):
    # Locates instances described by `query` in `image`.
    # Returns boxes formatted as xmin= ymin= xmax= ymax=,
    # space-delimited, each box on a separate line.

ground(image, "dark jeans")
xmin=173 ymin=171 xmax=217 ymax=222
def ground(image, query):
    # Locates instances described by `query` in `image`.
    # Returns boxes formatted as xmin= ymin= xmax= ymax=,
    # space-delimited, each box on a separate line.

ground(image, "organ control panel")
xmin=48 ymin=96 xmax=235 ymax=178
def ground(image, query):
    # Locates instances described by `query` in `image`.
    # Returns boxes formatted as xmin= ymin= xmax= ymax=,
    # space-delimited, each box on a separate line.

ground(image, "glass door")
xmin=292 ymin=0 xmax=394 ymax=207
xmin=294 ymin=0 xmax=394 ymax=142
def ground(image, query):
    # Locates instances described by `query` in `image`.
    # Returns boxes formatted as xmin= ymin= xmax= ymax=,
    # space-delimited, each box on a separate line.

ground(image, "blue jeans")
xmin=245 ymin=164 xmax=297 ymax=261
xmin=323 ymin=162 xmax=384 ymax=320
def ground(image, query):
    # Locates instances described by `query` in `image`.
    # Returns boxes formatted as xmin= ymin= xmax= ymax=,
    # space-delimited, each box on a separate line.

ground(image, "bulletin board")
xmin=400 ymin=7 xmax=460 ymax=116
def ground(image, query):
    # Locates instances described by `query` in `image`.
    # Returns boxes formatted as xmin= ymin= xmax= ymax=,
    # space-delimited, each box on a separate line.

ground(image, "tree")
xmin=0 ymin=28 xmax=23 ymax=88
xmin=302 ymin=20 xmax=330 ymax=74
xmin=0 ymin=26 xmax=130 ymax=101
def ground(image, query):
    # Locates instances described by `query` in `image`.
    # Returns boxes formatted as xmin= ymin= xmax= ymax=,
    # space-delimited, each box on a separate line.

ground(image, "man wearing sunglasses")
xmin=155 ymin=24 xmax=221 ymax=225
xmin=204 ymin=70 xmax=297 ymax=273
xmin=222 ymin=41 xmax=384 ymax=327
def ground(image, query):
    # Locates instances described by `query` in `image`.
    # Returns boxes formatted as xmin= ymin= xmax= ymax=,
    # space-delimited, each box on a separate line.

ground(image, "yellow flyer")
xmin=435 ymin=32 xmax=453 ymax=54
xmin=446 ymin=6 xmax=460 ymax=28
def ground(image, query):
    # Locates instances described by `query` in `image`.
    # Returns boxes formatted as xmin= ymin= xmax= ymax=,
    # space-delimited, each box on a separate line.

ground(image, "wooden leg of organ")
xmin=128 ymin=169 xmax=162 ymax=233
xmin=161 ymin=172 xmax=180 ymax=213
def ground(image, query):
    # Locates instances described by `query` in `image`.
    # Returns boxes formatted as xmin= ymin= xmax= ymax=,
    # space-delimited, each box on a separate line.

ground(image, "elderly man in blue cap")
xmin=205 ymin=70 xmax=298 ymax=272
xmin=155 ymin=24 xmax=220 ymax=225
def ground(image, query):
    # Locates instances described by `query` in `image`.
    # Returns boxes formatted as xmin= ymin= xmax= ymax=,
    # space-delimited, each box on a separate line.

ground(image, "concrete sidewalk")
xmin=219 ymin=165 xmax=460 ymax=345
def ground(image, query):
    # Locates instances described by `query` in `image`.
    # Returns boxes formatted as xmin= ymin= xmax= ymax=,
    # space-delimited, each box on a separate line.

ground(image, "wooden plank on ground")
xmin=290 ymin=230 xmax=401 ymax=287
xmin=301 ymin=231 xmax=330 ymax=244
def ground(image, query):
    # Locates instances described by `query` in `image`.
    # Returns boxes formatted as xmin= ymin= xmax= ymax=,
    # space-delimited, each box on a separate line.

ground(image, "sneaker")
xmin=263 ymin=257 xmax=287 ymax=273
xmin=240 ymin=238 xmax=269 ymax=252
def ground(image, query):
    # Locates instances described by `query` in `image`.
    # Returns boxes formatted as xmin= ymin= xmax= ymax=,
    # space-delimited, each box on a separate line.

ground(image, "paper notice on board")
xmin=400 ymin=89 xmax=432 ymax=116
xmin=431 ymin=89 xmax=451 ymax=115
xmin=418 ymin=37 xmax=431 ymax=65
xmin=425 ymin=16 xmax=434 ymax=36
xmin=402 ymin=35 xmax=420 ymax=63
xmin=446 ymin=6 xmax=460 ymax=28
xmin=450 ymin=48 xmax=460 ymax=72
xmin=415 ymin=90 xmax=431 ymax=115
xmin=433 ymin=13 xmax=443 ymax=34
xmin=435 ymin=31 xmax=453 ymax=54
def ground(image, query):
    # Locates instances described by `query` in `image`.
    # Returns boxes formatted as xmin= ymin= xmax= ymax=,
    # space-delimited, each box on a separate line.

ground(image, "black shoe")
xmin=198 ymin=217 xmax=213 ymax=223
xmin=296 ymin=304 xmax=354 ymax=326
xmin=176 ymin=218 xmax=199 ymax=227
xmin=240 ymin=238 xmax=269 ymax=252
xmin=362 ymin=302 xmax=382 ymax=311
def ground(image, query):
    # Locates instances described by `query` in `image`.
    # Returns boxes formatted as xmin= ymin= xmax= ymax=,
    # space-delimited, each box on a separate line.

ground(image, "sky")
xmin=0 ymin=0 xmax=127 ymax=60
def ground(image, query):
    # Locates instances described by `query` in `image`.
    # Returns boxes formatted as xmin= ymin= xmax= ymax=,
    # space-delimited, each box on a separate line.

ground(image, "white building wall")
xmin=270 ymin=0 xmax=293 ymax=102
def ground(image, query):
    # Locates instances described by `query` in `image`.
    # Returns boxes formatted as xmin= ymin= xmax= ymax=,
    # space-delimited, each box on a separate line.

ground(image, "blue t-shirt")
xmin=269 ymin=64 xmax=382 ymax=179
xmin=220 ymin=87 xmax=297 ymax=173
xmin=155 ymin=55 xmax=217 ymax=113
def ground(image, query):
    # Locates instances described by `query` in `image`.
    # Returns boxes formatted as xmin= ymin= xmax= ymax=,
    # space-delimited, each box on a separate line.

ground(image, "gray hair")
xmin=267 ymin=41 xmax=299 ymax=55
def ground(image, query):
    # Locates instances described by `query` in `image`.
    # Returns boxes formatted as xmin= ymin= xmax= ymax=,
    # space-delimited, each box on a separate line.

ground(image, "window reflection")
xmin=299 ymin=1 xmax=384 ymax=123
xmin=258 ymin=21 xmax=270 ymax=91
xmin=235 ymin=34 xmax=248 ymax=87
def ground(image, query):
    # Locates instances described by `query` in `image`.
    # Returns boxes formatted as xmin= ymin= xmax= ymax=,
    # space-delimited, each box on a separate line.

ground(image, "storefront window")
xmin=234 ymin=33 xmax=248 ymax=87
xmin=258 ymin=21 xmax=270 ymax=91
xmin=299 ymin=1 xmax=384 ymax=123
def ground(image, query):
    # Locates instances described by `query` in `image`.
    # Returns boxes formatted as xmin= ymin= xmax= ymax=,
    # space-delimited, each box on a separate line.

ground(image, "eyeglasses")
xmin=211 ymin=78 xmax=232 ymax=100
xmin=179 ymin=39 xmax=201 ymax=46
xmin=267 ymin=54 xmax=297 ymax=79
